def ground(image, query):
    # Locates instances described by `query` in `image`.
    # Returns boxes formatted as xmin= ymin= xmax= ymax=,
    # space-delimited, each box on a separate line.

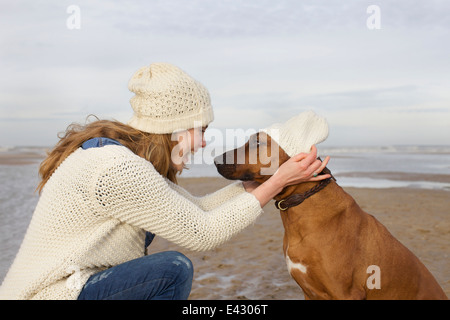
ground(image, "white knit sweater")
xmin=0 ymin=145 xmax=262 ymax=300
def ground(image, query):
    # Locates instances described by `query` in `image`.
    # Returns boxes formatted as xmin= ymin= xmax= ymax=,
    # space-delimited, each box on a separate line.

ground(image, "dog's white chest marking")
xmin=285 ymin=244 xmax=307 ymax=275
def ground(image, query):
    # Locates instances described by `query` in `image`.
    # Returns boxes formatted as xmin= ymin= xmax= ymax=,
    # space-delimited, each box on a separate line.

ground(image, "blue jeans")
xmin=77 ymin=251 xmax=193 ymax=300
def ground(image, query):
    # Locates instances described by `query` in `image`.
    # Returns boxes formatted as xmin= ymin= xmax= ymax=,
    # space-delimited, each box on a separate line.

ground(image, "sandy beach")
xmin=0 ymin=152 xmax=448 ymax=299
xmin=0 ymin=151 xmax=46 ymax=165
xmin=146 ymin=177 xmax=450 ymax=300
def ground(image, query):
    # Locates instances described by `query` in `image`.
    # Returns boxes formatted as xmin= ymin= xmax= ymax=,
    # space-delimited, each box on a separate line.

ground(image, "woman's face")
xmin=188 ymin=126 xmax=207 ymax=153
xmin=171 ymin=126 xmax=207 ymax=171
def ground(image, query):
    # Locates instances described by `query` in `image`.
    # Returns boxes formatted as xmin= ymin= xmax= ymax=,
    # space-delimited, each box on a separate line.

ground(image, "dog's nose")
xmin=213 ymin=155 xmax=223 ymax=166
xmin=214 ymin=153 xmax=238 ymax=179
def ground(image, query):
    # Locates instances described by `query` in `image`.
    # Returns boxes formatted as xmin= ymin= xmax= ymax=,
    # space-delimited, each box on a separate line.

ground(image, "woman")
xmin=0 ymin=63 xmax=330 ymax=300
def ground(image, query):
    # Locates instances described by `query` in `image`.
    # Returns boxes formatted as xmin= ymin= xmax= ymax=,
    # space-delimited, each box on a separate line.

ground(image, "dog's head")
xmin=215 ymin=111 xmax=330 ymax=184
xmin=214 ymin=131 xmax=290 ymax=184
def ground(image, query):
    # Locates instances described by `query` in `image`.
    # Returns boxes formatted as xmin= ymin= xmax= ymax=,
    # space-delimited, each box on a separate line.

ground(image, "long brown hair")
xmin=36 ymin=117 xmax=179 ymax=193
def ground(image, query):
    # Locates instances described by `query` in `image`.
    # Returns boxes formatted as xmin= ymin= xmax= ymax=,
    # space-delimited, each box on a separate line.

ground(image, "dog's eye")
xmin=256 ymin=137 xmax=265 ymax=146
xmin=248 ymin=136 xmax=258 ymax=146
xmin=249 ymin=135 xmax=265 ymax=148
xmin=249 ymin=140 xmax=258 ymax=147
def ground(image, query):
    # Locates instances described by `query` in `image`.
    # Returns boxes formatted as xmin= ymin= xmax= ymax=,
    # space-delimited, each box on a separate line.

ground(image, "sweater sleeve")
xmin=93 ymin=154 xmax=263 ymax=251
xmin=166 ymin=179 xmax=249 ymax=211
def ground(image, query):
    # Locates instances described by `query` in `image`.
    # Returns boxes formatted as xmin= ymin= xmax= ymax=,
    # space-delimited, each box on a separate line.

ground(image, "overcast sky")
xmin=0 ymin=0 xmax=449 ymax=147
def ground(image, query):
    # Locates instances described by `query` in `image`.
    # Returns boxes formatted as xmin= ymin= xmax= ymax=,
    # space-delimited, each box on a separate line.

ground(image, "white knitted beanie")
xmin=260 ymin=110 xmax=329 ymax=157
xmin=127 ymin=63 xmax=214 ymax=133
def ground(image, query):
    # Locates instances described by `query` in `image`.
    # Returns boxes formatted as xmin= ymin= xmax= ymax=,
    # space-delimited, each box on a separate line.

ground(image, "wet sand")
xmin=0 ymin=151 xmax=46 ymax=166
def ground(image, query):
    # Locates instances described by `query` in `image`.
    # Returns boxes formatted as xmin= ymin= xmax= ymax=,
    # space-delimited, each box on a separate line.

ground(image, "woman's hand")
xmin=248 ymin=145 xmax=330 ymax=208
xmin=272 ymin=145 xmax=331 ymax=188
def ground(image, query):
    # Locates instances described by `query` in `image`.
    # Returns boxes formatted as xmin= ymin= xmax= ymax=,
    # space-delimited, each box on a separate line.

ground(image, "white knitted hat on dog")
xmin=128 ymin=63 xmax=214 ymax=134
xmin=261 ymin=110 xmax=329 ymax=157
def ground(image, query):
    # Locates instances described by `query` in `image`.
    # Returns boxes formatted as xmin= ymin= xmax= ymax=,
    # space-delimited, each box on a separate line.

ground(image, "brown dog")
xmin=214 ymin=132 xmax=447 ymax=300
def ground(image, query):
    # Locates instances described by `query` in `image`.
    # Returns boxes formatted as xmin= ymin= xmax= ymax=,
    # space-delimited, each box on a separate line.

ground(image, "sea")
xmin=184 ymin=144 xmax=450 ymax=190
xmin=1 ymin=144 xmax=450 ymax=282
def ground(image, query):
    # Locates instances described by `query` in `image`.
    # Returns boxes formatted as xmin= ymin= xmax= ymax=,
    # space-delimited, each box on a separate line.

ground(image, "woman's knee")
xmin=165 ymin=251 xmax=194 ymax=280
xmin=158 ymin=251 xmax=193 ymax=299
xmin=145 ymin=251 xmax=193 ymax=282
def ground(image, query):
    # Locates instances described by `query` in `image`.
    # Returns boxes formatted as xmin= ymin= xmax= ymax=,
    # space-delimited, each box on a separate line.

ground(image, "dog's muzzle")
xmin=214 ymin=153 xmax=236 ymax=179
